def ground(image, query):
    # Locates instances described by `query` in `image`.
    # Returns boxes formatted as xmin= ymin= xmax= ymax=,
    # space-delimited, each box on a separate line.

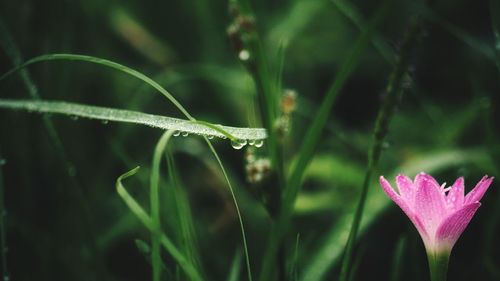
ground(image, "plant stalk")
xmin=427 ymin=251 xmax=450 ymax=281
xmin=338 ymin=12 xmax=425 ymax=281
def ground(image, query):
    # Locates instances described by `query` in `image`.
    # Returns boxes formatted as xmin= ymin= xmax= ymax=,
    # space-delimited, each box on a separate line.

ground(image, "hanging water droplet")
xmin=248 ymin=139 xmax=256 ymax=146
xmin=0 ymin=159 xmax=6 ymax=166
xmin=207 ymin=135 xmax=214 ymax=139
xmin=173 ymin=130 xmax=181 ymax=137
xmin=70 ymin=115 xmax=79 ymax=121
xmin=253 ymin=139 xmax=264 ymax=148
xmin=231 ymin=139 xmax=247 ymax=150
xmin=181 ymin=132 xmax=189 ymax=137
xmin=4 ymin=275 xmax=10 ymax=281
xmin=101 ymin=120 xmax=109 ymax=125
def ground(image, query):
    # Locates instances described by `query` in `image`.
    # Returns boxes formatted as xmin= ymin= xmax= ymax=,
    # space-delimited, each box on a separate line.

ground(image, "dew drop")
xmin=173 ymin=130 xmax=181 ymax=137
xmin=4 ymin=275 xmax=9 ymax=281
xmin=0 ymin=159 xmax=6 ymax=166
xmin=207 ymin=135 xmax=214 ymax=139
xmin=181 ymin=132 xmax=189 ymax=137
xmin=253 ymin=139 xmax=264 ymax=148
xmin=101 ymin=120 xmax=109 ymax=125
xmin=231 ymin=139 xmax=247 ymax=150
xmin=70 ymin=115 xmax=79 ymax=121
xmin=248 ymin=139 xmax=256 ymax=146
xmin=239 ymin=49 xmax=250 ymax=61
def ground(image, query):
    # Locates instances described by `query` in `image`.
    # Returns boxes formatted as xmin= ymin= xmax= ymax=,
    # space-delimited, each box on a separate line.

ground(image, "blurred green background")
xmin=0 ymin=0 xmax=499 ymax=280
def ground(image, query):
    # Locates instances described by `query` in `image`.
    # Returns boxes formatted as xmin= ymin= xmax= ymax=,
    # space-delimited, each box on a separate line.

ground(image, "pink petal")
xmin=380 ymin=176 xmax=408 ymax=211
xmin=414 ymin=174 xmax=447 ymax=234
xmin=380 ymin=176 xmax=430 ymax=242
xmin=396 ymin=174 xmax=414 ymax=207
xmin=464 ymin=176 xmax=494 ymax=204
xmin=446 ymin=177 xmax=464 ymax=210
xmin=435 ymin=202 xmax=481 ymax=247
xmin=414 ymin=173 xmax=441 ymax=191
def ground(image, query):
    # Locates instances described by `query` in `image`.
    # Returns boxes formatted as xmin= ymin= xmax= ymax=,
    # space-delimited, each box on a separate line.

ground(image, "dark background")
xmin=0 ymin=0 xmax=499 ymax=280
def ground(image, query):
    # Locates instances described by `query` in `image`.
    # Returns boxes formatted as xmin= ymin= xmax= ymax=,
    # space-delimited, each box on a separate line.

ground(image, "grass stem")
xmin=338 ymin=13 xmax=425 ymax=281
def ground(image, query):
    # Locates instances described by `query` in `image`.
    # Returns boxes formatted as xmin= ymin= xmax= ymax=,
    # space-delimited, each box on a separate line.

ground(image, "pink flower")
xmin=379 ymin=173 xmax=494 ymax=254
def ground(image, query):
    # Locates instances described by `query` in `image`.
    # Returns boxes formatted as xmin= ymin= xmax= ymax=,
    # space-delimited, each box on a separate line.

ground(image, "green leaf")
xmin=116 ymin=166 xmax=204 ymax=281
xmin=0 ymin=99 xmax=266 ymax=141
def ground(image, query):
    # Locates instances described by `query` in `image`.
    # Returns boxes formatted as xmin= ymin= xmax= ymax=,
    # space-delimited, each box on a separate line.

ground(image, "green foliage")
xmin=0 ymin=0 xmax=498 ymax=281
xmin=0 ymin=99 xmax=266 ymax=140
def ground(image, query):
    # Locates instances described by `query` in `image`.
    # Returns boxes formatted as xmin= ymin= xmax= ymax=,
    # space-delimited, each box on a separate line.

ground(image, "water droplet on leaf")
xmin=253 ymin=139 xmax=264 ymax=148
xmin=231 ymin=139 xmax=247 ymax=150
xmin=239 ymin=49 xmax=250 ymax=61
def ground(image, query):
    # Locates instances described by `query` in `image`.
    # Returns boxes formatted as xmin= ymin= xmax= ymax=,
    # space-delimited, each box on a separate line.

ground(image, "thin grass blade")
xmin=150 ymin=131 xmax=175 ymax=281
xmin=0 ymin=53 xmax=194 ymax=119
xmin=259 ymin=1 xmax=395 ymax=279
xmin=226 ymin=249 xmax=243 ymax=281
xmin=165 ymin=151 xmax=203 ymax=275
xmin=203 ymin=137 xmax=253 ymax=281
xmin=116 ymin=167 xmax=204 ymax=281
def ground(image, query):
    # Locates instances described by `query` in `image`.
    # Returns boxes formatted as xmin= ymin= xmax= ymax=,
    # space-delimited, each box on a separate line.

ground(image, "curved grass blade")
xmin=0 ymin=99 xmax=267 ymax=141
xmin=203 ymin=138 xmax=253 ymax=281
xmin=150 ymin=131 xmax=175 ymax=281
xmin=0 ymin=53 xmax=194 ymax=120
xmin=1 ymin=52 xmax=255 ymax=281
xmin=116 ymin=166 xmax=204 ymax=281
